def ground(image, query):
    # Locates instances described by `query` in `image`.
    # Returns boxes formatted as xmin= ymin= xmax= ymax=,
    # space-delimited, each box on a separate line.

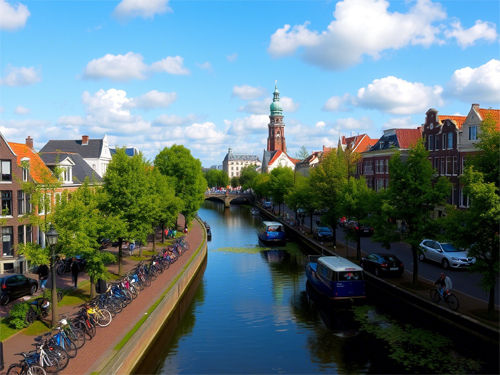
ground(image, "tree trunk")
xmin=310 ymin=213 xmax=313 ymax=234
xmin=488 ymin=286 xmax=495 ymax=315
xmin=152 ymin=230 xmax=156 ymax=253
xmin=411 ymin=243 xmax=419 ymax=287
xmin=118 ymin=238 xmax=123 ymax=276
xmin=161 ymin=224 xmax=165 ymax=244
xmin=90 ymin=277 xmax=96 ymax=299
xmin=332 ymin=221 xmax=337 ymax=248
xmin=356 ymin=234 xmax=361 ymax=260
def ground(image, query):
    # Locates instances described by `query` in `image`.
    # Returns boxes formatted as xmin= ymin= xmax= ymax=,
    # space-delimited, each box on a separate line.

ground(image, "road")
xmin=278 ymin=203 xmax=499 ymax=306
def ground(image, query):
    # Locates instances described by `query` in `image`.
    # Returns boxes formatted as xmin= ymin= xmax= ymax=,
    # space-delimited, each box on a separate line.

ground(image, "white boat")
xmin=250 ymin=208 xmax=260 ymax=215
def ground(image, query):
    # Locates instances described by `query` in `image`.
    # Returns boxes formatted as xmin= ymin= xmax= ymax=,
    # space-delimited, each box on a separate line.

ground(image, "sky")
xmin=1 ymin=0 xmax=499 ymax=167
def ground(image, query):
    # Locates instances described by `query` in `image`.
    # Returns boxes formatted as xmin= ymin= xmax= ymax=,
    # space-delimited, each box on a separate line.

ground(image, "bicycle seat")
xmin=34 ymin=336 xmax=42 ymax=342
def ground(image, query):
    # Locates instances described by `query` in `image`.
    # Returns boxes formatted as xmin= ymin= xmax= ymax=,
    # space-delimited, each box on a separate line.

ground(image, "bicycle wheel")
xmin=143 ymin=275 xmax=151 ymax=287
xmin=445 ymin=294 xmax=459 ymax=311
xmin=7 ymin=364 xmax=23 ymax=375
xmin=25 ymin=309 xmax=36 ymax=325
xmin=67 ymin=327 xmax=85 ymax=349
xmin=41 ymin=352 xmax=60 ymax=374
xmin=74 ymin=319 xmax=95 ymax=340
xmin=46 ymin=345 xmax=69 ymax=370
xmin=27 ymin=366 xmax=47 ymax=375
xmin=56 ymin=263 xmax=66 ymax=276
xmin=62 ymin=337 xmax=77 ymax=358
xmin=95 ymin=309 xmax=112 ymax=327
xmin=430 ymin=289 xmax=441 ymax=303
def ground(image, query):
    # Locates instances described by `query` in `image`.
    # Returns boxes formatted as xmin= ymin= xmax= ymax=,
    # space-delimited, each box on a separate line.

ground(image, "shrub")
xmin=8 ymin=303 xmax=31 ymax=329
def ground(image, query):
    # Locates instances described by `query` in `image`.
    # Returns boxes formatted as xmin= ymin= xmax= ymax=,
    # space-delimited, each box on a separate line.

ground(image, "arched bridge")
xmin=204 ymin=192 xmax=255 ymax=208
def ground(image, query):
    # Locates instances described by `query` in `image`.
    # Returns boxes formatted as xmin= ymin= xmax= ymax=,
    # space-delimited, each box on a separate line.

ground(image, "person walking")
xmin=71 ymin=258 xmax=80 ymax=289
xmin=37 ymin=263 xmax=49 ymax=290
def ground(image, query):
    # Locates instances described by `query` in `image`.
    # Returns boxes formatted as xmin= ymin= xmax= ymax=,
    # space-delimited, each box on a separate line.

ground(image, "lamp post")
xmin=45 ymin=227 xmax=59 ymax=327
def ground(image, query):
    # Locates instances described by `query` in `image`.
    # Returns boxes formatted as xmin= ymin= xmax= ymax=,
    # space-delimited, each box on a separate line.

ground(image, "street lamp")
xmin=45 ymin=227 xmax=59 ymax=327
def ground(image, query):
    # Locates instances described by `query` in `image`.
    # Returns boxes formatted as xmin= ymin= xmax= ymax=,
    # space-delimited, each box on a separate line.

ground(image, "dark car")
xmin=346 ymin=220 xmax=374 ymax=236
xmin=314 ymin=227 xmax=333 ymax=241
xmin=263 ymin=202 xmax=273 ymax=210
xmin=361 ymin=254 xmax=404 ymax=277
xmin=0 ymin=273 xmax=38 ymax=305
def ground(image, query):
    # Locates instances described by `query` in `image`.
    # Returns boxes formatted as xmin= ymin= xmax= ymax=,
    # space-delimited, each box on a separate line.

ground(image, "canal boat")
xmin=258 ymin=221 xmax=286 ymax=245
xmin=306 ymin=255 xmax=365 ymax=302
xmin=250 ymin=208 xmax=260 ymax=215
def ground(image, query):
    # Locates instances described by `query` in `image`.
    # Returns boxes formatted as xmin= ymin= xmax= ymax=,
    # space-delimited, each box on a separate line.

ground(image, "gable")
xmin=9 ymin=142 xmax=54 ymax=183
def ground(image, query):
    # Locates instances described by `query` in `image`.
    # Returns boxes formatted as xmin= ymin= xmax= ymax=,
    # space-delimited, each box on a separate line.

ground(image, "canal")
xmin=135 ymin=201 xmax=498 ymax=374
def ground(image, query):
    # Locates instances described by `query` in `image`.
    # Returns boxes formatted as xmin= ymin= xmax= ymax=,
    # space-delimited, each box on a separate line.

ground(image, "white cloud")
xmin=128 ymin=90 xmax=177 ymax=109
xmin=150 ymin=56 xmax=190 ymax=75
xmin=113 ymin=0 xmax=172 ymax=19
xmin=0 ymin=65 xmax=41 ymax=86
xmin=356 ymin=76 xmax=444 ymax=115
xmin=184 ymin=122 xmax=226 ymax=144
xmin=152 ymin=114 xmax=202 ymax=127
xmin=196 ymin=62 xmax=213 ymax=73
xmin=334 ymin=116 xmax=374 ymax=131
xmin=14 ymin=105 xmax=30 ymax=115
xmin=446 ymin=59 xmax=500 ymax=103
xmin=232 ymin=85 xmax=267 ymax=100
xmin=268 ymin=0 xmax=447 ymax=70
xmin=0 ymin=119 xmax=50 ymax=139
xmin=382 ymin=116 xmax=418 ymax=130
xmin=226 ymin=53 xmax=238 ymax=62
xmin=57 ymin=115 xmax=87 ymax=127
xmin=323 ymin=94 xmax=352 ymax=112
xmin=227 ymin=115 xmax=269 ymax=135
xmin=445 ymin=20 xmax=498 ymax=48
xmin=0 ymin=0 xmax=30 ymax=31
xmin=82 ymin=52 xmax=148 ymax=81
xmin=238 ymin=97 xmax=299 ymax=114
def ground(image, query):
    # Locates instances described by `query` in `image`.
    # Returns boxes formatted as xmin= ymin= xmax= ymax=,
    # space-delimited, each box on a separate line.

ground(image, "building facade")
xmin=222 ymin=148 xmax=261 ymax=178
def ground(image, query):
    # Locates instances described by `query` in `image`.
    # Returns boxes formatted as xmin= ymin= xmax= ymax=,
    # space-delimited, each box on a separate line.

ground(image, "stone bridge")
xmin=204 ymin=192 xmax=255 ymax=208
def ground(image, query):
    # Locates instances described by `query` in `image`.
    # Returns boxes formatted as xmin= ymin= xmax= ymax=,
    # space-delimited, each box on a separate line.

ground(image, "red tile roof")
xmin=438 ymin=115 xmax=467 ymax=129
xmin=395 ymin=127 xmax=422 ymax=149
xmin=268 ymin=150 xmax=300 ymax=166
xmin=9 ymin=142 xmax=54 ymax=183
xmin=342 ymin=134 xmax=376 ymax=152
xmin=478 ymin=108 xmax=500 ymax=130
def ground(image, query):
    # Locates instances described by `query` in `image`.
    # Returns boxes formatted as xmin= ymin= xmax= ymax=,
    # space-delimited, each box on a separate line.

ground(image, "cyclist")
xmin=434 ymin=273 xmax=452 ymax=298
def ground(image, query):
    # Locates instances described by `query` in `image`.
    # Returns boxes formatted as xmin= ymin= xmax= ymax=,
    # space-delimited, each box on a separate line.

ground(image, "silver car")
xmin=419 ymin=239 xmax=476 ymax=269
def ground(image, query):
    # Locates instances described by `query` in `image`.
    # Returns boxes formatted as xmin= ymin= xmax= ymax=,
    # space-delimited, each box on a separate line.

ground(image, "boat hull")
xmin=306 ymin=263 xmax=365 ymax=302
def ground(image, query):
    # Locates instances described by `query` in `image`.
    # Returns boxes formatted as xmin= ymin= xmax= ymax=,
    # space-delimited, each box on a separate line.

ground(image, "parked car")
xmin=346 ymin=220 xmax=374 ymax=236
xmin=361 ymin=254 xmax=404 ymax=277
xmin=263 ymin=201 xmax=273 ymax=210
xmin=419 ymin=240 xmax=476 ymax=269
xmin=0 ymin=273 xmax=38 ymax=305
xmin=314 ymin=227 xmax=333 ymax=241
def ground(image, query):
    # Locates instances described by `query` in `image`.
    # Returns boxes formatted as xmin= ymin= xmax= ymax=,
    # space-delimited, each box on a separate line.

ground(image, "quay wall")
xmin=99 ymin=219 xmax=208 ymax=375
xmin=257 ymin=206 xmax=499 ymax=345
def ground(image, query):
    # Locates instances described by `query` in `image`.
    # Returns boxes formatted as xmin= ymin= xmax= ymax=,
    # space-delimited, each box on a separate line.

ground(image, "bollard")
xmin=0 ymin=341 xmax=4 ymax=371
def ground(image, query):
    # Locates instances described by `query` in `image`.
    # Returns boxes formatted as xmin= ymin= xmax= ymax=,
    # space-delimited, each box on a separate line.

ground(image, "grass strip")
xmin=112 ymin=220 xmax=206 ymax=353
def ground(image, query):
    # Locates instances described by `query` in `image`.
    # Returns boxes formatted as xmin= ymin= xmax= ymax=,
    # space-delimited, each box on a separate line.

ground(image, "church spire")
xmin=270 ymin=80 xmax=283 ymax=116
xmin=267 ymin=81 xmax=286 ymax=153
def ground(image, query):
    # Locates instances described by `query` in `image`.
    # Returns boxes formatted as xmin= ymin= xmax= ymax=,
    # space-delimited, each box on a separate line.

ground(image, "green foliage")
xmin=154 ymin=144 xmax=206 ymax=223
xmin=353 ymin=305 xmax=482 ymax=374
xmin=8 ymin=303 xmax=31 ymax=329
xmin=204 ymin=169 xmax=229 ymax=188
xmin=230 ymin=176 xmax=240 ymax=188
xmin=295 ymin=145 xmax=309 ymax=161
xmin=252 ymin=173 xmax=271 ymax=198
xmin=285 ymin=175 xmax=320 ymax=231
xmin=239 ymin=165 xmax=259 ymax=190
xmin=18 ymin=242 xmax=50 ymax=267
xmin=269 ymin=166 xmax=294 ymax=215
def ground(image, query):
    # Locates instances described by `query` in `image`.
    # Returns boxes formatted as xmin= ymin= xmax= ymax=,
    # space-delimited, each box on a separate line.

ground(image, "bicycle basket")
xmin=42 ymin=300 xmax=51 ymax=309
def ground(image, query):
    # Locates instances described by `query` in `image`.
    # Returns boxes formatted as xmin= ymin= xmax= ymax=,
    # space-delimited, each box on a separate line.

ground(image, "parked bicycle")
xmin=25 ymin=297 xmax=51 ymax=325
xmin=430 ymin=288 xmax=459 ymax=311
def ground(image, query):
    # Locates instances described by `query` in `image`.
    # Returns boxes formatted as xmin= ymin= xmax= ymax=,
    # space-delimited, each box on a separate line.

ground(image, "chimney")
xmin=26 ymin=136 xmax=34 ymax=149
xmin=472 ymin=103 xmax=480 ymax=109
xmin=82 ymin=135 xmax=89 ymax=145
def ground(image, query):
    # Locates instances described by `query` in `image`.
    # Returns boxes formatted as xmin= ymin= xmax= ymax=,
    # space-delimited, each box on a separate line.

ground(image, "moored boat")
xmin=306 ymin=255 xmax=365 ymax=302
xmin=258 ymin=221 xmax=286 ymax=245
xmin=250 ymin=208 xmax=260 ymax=215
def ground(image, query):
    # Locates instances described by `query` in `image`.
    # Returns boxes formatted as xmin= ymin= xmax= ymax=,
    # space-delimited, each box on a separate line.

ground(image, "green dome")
xmin=270 ymin=80 xmax=282 ymax=116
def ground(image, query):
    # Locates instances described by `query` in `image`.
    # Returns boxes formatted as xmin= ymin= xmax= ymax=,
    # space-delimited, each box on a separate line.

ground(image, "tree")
xmin=443 ymin=171 xmax=499 ymax=315
xmin=467 ymin=113 xmax=500 ymax=189
xmin=370 ymin=139 xmax=450 ymax=287
xmin=205 ymin=169 xmax=229 ymax=189
xmin=269 ymin=166 xmax=294 ymax=216
xmin=252 ymin=173 xmax=271 ymax=200
xmin=342 ymin=147 xmax=362 ymax=180
xmin=310 ymin=149 xmax=348 ymax=246
xmin=101 ymin=148 xmax=153 ymax=275
xmin=239 ymin=165 xmax=259 ymax=190
xmin=295 ymin=146 xmax=309 ymax=161
xmin=53 ymin=181 xmax=115 ymax=298
xmin=339 ymin=177 xmax=375 ymax=259
xmin=230 ymin=176 xmax=240 ymax=188
xmin=154 ymin=145 xmax=206 ymax=224
xmin=285 ymin=175 xmax=320 ymax=234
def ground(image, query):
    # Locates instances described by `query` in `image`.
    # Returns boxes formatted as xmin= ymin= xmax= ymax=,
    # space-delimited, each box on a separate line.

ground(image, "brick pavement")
xmin=1 ymin=215 xmax=205 ymax=374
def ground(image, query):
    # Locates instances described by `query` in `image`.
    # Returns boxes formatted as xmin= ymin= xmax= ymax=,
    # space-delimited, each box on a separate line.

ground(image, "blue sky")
xmin=1 ymin=0 xmax=499 ymax=167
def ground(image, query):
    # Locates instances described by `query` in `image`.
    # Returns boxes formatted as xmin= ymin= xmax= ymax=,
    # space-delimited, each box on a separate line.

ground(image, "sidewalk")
xmin=1 ymin=215 xmax=205 ymax=374
xmin=265 ymin=207 xmax=499 ymax=331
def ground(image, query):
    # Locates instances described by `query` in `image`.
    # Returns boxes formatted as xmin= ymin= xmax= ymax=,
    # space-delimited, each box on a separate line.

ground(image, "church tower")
xmin=267 ymin=81 xmax=286 ymax=153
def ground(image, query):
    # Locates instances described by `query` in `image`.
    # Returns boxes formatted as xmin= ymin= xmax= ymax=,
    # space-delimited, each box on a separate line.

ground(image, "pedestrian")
xmin=71 ymin=257 xmax=80 ymax=289
xmin=129 ymin=241 xmax=136 ymax=256
xmin=37 ymin=263 xmax=49 ymax=290
xmin=184 ymin=225 xmax=188 ymax=234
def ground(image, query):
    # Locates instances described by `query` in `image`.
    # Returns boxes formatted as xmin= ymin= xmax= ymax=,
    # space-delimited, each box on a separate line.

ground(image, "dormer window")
xmin=380 ymin=142 xmax=385 ymax=149
xmin=62 ymin=166 xmax=72 ymax=183
xmin=23 ymin=167 xmax=29 ymax=181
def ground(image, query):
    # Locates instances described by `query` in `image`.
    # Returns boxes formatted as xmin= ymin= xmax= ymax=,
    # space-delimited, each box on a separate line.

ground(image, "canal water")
xmin=135 ymin=201 xmax=498 ymax=374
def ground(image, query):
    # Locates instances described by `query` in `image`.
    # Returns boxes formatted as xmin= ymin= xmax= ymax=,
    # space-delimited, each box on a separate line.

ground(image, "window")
xmin=26 ymin=194 xmax=31 ymax=213
xmin=22 ymin=167 xmax=29 ymax=181
xmin=62 ymin=167 xmax=72 ymax=183
xmin=385 ymin=179 xmax=389 ymax=189
xmin=461 ymin=156 xmax=467 ymax=174
xmin=38 ymin=193 xmax=51 ymax=215
xmin=440 ymin=157 xmax=445 ymax=175
xmin=385 ymin=159 xmax=389 ymax=174
xmin=1 ymin=160 xmax=12 ymax=182
xmin=453 ymin=156 xmax=458 ymax=175
xmin=446 ymin=157 xmax=452 ymax=175
xmin=435 ymin=135 xmax=440 ymax=150
xmin=442 ymin=133 xmax=447 ymax=150
xmin=1 ymin=191 xmax=12 ymax=216
xmin=17 ymin=191 xmax=24 ymax=215
xmin=2 ymin=226 xmax=13 ymax=256
xmin=428 ymin=135 xmax=434 ymax=151
xmin=469 ymin=126 xmax=477 ymax=141
xmin=18 ymin=225 xmax=24 ymax=245
xmin=447 ymin=132 xmax=453 ymax=149
xmin=452 ymin=184 xmax=457 ymax=206
xmin=375 ymin=160 xmax=380 ymax=173
xmin=364 ymin=161 xmax=373 ymax=174
xmin=460 ymin=187 xmax=470 ymax=208
xmin=434 ymin=157 xmax=439 ymax=172
xmin=26 ymin=225 xmax=32 ymax=243
xmin=376 ymin=179 xmax=385 ymax=192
